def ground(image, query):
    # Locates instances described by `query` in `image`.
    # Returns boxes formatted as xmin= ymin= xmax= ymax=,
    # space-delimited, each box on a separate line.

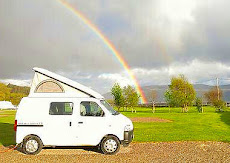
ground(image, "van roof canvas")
xmin=29 ymin=67 xmax=104 ymax=99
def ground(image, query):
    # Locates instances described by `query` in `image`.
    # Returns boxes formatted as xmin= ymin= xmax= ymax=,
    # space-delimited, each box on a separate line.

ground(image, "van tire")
xmin=100 ymin=136 xmax=120 ymax=155
xmin=22 ymin=135 xmax=43 ymax=155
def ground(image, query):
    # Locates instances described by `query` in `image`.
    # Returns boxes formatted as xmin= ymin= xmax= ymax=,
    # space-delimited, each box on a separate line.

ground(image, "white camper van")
xmin=15 ymin=68 xmax=133 ymax=155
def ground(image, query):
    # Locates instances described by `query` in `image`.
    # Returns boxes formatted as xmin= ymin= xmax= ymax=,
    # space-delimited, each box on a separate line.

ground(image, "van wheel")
xmin=22 ymin=135 xmax=43 ymax=155
xmin=100 ymin=136 xmax=120 ymax=155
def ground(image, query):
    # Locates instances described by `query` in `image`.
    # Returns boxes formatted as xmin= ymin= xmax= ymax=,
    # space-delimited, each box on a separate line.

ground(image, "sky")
xmin=0 ymin=0 xmax=230 ymax=94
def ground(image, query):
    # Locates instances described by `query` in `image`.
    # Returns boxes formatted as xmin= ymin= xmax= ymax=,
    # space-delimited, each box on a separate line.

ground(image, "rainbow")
xmin=57 ymin=0 xmax=147 ymax=103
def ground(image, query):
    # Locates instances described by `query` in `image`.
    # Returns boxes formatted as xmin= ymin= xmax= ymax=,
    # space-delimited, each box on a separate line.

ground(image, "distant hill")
xmin=103 ymin=84 xmax=230 ymax=102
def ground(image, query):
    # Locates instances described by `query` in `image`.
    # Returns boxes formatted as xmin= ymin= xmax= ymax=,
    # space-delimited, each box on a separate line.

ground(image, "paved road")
xmin=1 ymin=142 xmax=230 ymax=162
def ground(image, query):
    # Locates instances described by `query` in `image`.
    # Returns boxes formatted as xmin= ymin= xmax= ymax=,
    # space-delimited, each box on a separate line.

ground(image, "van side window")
xmin=49 ymin=102 xmax=73 ymax=115
xmin=80 ymin=101 xmax=104 ymax=117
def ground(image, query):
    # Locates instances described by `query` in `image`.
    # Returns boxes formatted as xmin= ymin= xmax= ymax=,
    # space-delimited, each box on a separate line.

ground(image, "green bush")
xmin=196 ymin=97 xmax=203 ymax=113
xmin=214 ymin=100 xmax=226 ymax=112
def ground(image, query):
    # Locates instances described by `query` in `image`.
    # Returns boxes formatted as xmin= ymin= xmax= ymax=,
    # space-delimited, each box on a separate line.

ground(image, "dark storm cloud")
xmin=0 ymin=0 xmax=120 ymax=79
xmin=80 ymin=0 xmax=230 ymax=69
xmin=178 ymin=0 xmax=230 ymax=64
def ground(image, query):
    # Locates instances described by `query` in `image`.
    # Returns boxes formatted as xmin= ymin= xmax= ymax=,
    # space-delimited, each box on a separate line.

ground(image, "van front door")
xmin=74 ymin=101 xmax=108 ymax=146
xmin=46 ymin=102 xmax=74 ymax=146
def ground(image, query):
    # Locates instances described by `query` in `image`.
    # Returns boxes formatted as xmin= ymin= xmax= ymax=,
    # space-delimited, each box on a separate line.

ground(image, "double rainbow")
xmin=58 ymin=0 xmax=147 ymax=103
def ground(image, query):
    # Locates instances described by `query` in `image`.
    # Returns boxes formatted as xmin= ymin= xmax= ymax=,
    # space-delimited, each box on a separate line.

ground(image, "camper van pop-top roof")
xmin=29 ymin=67 xmax=104 ymax=99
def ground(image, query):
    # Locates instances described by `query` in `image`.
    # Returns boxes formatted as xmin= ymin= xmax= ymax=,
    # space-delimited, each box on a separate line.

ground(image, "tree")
xmin=196 ymin=97 xmax=203 ymax=113
xmin=123 ymin=85 xmax=139 ymax=113
xmin=0 ymin=83 xmax=11 ymax=101
xmin=204 ymin=88 xmax=225 ymax=112
xmin=7 ymin=84 xmax=30 ymax=94
xmin=106 ymin=99 xmax=114 ymax=106
xmin=147 ymin=90 xmax=157 ymax=113
xmin=111 ymin=83 xmax=124 ymax=111
xmin=10 ymin=93 xmax=27 ymax=106
xmin=164 ymin=75 xmax=196 ymax=112
xmin=0 ymin=82 xmax=30 ymax=106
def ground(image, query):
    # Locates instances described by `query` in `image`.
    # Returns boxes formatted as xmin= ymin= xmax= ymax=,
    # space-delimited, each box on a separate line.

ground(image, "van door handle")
xmin=69 ymin=122 xmax=72 ymax=126
xmin=78 ymin=122 xmax=83 ymax=124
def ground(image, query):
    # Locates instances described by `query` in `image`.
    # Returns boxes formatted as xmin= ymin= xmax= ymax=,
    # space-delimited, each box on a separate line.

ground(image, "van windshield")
xmin=100 ymin=100 xmax=120 ymax=115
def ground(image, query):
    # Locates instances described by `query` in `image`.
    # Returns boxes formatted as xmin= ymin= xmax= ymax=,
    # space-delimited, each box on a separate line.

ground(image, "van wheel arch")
xmin=100 ymin=134 xmax=121 ymax=145
xmin=23 ymin=134 xmax=44 ymax=145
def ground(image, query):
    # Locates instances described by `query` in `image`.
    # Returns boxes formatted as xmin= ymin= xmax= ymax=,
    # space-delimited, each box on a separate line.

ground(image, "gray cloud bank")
xmin=0 ymin=0 xmax=230 ymax=93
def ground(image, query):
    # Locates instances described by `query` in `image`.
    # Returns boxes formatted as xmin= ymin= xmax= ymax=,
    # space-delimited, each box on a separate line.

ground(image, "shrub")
xmin=196 ymin=97 xmax=203 ymax=113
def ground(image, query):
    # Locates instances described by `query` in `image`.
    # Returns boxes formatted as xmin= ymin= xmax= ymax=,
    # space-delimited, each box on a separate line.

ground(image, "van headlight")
xmin=124 ymin=125 xmax=132 ymax=131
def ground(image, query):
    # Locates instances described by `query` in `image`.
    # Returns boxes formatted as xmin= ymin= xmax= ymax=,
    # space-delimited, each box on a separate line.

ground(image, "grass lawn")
xmin=0 ymin=107 xmax=229 ymax=146
xmin=0 ymin=110 xmax=16 ymax=146
xmin=120 ymin=107 xmax=230 ymax=142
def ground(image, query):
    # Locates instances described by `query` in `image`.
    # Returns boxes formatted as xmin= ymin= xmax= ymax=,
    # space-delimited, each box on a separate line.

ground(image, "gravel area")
xmin=1 ymin=142 xmax=229 ymax=163
xmin=130 ymin=117 xmax=172 ymax=123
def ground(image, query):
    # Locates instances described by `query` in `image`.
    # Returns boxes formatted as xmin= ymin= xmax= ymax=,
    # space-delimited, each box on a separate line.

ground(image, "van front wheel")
xmin=22 ymin=135 xmax=43 ymax=155
xmin=100 ymin=136 xmax=120 ymax=155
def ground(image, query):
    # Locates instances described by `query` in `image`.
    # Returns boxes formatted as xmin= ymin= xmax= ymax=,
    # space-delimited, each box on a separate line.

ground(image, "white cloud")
xmin=0 ymin=79 xmax=31 ymax=87
xmin=168 ymin=60 xmax=230 ymax=81
xmin=98 ymin=73 xmax=132 ymax=87
xmin=134 ymin=59 xmax=230 ymax=85
xmin=159 ymin=0 xmax=197 ymax=22
xmin=98 ymin=59 xmax=230 ymax=88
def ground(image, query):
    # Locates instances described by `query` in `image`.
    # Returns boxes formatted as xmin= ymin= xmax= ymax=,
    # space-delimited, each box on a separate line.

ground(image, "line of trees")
xmin=111 ymin=83 xmax=139 ymax=113
xmin=111 ymin=75 xmax=227 ymax=113
xmin=164 ymin=75 xmax=226 ymax=112
xmin=0 ymin=82 xmax=30 ymax=106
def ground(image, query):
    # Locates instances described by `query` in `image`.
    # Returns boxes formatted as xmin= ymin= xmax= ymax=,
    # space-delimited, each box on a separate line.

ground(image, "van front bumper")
xmin=122 ymin=130 xmax=133 ymax=147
